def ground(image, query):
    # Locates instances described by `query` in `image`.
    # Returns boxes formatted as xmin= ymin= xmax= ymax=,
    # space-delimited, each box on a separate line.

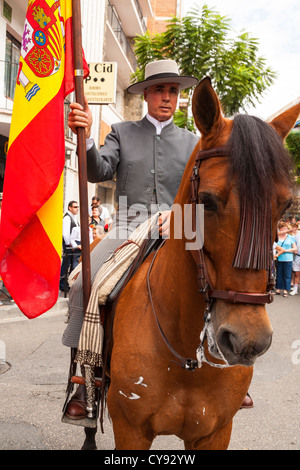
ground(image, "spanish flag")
xmin=0 ymin=0 xmax=88 ymax=318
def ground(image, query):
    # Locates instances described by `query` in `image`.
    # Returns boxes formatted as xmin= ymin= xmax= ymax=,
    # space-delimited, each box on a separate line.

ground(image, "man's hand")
xmin=158 ymin=210 xmax=172 ymax=238
xmin=68 ymin=95 xmax=92 ymax=138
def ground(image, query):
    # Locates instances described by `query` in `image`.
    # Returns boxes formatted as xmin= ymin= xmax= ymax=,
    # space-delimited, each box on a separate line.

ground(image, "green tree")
xmin=132 ymin=5 xmax=277 ymax=128
xmin=286 ymin=131 xmax=300 ymax=184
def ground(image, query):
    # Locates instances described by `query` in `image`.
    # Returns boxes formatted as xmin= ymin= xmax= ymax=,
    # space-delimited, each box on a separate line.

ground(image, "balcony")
xmin=106 ymin=2 xmax=138 ymax=88
xmin=109 ymin=0 xmax=152 ymax=36
xmin=105 ymin=1 xmax=154 ymax=87
xmin=0 ymin=58 xmax=19 ymax=137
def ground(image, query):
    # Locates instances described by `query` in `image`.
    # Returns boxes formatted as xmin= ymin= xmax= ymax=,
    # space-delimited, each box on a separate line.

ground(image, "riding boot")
xmin=65 ymin=365 xmax=87 ymax=420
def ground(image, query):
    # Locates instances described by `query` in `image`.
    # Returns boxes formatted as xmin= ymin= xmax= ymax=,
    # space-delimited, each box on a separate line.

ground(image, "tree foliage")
xmin=132 ymin=5 xmax=277 ymax=124
xmin=286 ymin=131 xmax=300 ymax=184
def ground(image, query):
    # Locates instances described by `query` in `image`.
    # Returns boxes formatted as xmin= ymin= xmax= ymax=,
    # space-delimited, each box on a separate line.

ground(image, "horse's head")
xmin=185 ymin=77 xmax=300 ymax=367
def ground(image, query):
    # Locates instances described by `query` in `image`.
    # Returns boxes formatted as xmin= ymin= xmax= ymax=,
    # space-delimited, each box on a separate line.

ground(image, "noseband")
xmin=190 ymin=146 xmax=274 ymax=310
xmin=147 ymin=146 xmax=274 ymax=371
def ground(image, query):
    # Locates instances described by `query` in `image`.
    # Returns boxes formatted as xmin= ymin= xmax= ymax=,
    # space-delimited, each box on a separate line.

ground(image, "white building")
xmin=79 ymin=0 xmax=153 ymax=215
xmin=0 ymin=0 xmax=26 ymax=193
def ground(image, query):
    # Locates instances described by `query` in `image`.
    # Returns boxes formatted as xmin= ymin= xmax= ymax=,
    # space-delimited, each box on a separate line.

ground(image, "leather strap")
xmin=209 ymin=289 xmax=274 ymax=305
xmin=195 ymin=146 xmax=230 ymax=162
xmin=147 ymin=241 xmax=198 ymax=371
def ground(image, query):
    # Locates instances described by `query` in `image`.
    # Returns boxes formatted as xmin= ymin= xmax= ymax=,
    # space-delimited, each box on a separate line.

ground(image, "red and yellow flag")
xmin=0 ymin=0 xmax=88 ymax=319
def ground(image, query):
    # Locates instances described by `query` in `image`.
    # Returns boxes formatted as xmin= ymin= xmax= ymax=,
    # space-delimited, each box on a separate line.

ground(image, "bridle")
xmin=190 ymin=146 xmax=274 ymax=308
xmin=147 ymin=146 xmax=274 ymax=371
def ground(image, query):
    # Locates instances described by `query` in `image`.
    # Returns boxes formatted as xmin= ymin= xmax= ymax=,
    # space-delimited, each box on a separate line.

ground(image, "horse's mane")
xmin=227 ymin=114 xmax=293 ymax=270
xmin=228 ymin=114 xmax=293 ymax=209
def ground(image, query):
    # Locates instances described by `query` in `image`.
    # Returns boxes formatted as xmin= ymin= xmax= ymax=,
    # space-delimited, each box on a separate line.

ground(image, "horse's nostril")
xmin=216 ymin=326 xmax=272 ymax=366
xmin=219 ymin=329 xmax=240 ymax=355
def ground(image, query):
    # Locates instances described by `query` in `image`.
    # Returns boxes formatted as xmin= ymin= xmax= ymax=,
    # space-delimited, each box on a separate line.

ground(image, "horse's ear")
xmin=192 ymin=76 xmax=223 ymax=135
xmin=269 ymin=101 xmax=300 ymax=140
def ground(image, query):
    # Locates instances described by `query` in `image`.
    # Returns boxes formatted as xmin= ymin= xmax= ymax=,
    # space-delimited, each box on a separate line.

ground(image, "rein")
xmin=147 ymin=240 xmax=199 ymax=371
xmin=147 ymin=146 xmax=274 ymax=371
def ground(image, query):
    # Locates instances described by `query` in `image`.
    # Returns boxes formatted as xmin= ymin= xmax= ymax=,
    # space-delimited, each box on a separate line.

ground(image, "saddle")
xmin=62 ymin=231 xmax=164 ymax=430
xmin=100 ymin=230 xmax=164 ymax=375
xmin=106 ymin=231 xmax=163 ymax=304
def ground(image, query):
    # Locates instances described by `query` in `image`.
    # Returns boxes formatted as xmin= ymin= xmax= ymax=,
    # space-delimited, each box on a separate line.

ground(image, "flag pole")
xmin=72 ymin=0 xmax=91 ymax=311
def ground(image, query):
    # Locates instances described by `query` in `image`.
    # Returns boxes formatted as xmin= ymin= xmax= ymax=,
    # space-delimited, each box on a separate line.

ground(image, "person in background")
xmin=89 ymin=206 xmax=103 ymax=228
xmin=92 ymin=225 xmax=104 ymax=241
xmin=89 ymin=196 xmax=110 ymax=231
xmin=59 ymin=201 xmax=80 ymax=292
xmin=69 ymin=222 xmax=93 ymax=266
xmin=275 ymin=221 xmax=297 ymax=297
xmin=290 ymin=224 xmax=300 ymax=295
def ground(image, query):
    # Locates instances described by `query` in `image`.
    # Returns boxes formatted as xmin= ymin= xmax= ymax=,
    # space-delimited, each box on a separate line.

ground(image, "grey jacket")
xmin=87 ymin=116 xmax=198 ymax=210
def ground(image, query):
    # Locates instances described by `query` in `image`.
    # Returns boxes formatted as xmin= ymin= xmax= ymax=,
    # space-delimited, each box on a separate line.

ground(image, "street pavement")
xmin=0 ymin=291 xmax=299 ymax=451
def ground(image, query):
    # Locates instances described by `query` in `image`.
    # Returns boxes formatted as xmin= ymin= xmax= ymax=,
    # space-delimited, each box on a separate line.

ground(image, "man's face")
xmin=144 ymin=83 xmax=179 ymax=122
xmin=69 ymin=203 xmax=79 ymax=215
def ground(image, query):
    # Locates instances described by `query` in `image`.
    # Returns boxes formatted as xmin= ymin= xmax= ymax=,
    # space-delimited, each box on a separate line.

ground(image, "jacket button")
xmin=150 ymin=169 xmax=155 ymax=174
xmin=146 ymin=187 xmax=151 ymax=192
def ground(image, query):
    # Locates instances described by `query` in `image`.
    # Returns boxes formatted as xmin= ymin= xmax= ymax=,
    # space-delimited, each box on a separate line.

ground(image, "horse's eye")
xmin=279 ymin=198 xmax=293 ymax=218
xmin=198 ymin=193 xmax=218 ymax=212
xmin=281 ymin=199 xmax=293 ymax=215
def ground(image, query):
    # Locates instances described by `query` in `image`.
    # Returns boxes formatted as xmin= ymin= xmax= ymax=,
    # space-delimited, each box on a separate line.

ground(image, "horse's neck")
xmin=150 ymin=238 xmax=205 ymax=345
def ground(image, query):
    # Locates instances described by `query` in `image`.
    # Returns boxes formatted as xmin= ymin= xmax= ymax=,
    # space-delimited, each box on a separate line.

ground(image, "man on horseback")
xmin=62 ymin=60 xmax=199 ymax=420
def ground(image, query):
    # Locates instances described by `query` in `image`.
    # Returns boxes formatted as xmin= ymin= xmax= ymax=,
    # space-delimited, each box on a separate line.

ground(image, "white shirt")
xmin=70 ymin=225 xmax=93 ymax=247
xmin=62 ymin=210 xmax=78 ymax=246
xmin=86 ymin=137 xmax=94 ymax=151
xmin=146 ymin=114 xmax=173 ymax=134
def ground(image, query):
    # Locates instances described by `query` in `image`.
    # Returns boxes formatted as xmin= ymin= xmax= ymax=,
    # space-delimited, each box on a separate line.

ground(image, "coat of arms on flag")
xmin=18 ymin=0 xmax=65 ymax=101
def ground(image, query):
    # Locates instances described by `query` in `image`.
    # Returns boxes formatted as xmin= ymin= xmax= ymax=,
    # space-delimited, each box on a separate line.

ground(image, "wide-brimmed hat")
xmin=127 ymin=59 xmax=198 ymax=94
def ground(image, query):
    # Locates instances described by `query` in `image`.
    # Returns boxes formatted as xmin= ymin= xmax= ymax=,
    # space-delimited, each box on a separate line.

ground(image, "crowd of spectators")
xmin=273 ymin=218 xmax=300 ymax=297
xmin=59 ymin=196 xmax=113 ymax=293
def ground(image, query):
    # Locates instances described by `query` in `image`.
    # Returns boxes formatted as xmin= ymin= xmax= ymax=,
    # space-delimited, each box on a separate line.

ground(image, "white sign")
xmin=84 ymin=62 xmax=117 ymax=105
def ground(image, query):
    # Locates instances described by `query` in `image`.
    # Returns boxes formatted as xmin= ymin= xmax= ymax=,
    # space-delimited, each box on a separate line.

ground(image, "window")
xmin=4 ymin=31 xmax=21 ymax=100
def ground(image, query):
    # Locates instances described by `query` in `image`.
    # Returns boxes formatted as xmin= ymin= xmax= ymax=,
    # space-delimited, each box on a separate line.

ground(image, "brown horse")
xmin=86 ymin=78 xmax=299 ymax=450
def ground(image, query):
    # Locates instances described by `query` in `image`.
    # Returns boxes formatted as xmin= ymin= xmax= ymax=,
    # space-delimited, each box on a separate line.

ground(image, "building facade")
xmin=85 ymin=0 xmax=153 ymax=213
xmin=148 ymin=0 xmax=179 ymax=33
xmin=0 ymin=0 xmax=153 ymax=218
xmin=0 ymin=0 xmax=26 ymax=196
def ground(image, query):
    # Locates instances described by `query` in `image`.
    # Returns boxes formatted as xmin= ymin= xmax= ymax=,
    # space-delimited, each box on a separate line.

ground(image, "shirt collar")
xmin=146 ymin=114 xmax=173 ymax=134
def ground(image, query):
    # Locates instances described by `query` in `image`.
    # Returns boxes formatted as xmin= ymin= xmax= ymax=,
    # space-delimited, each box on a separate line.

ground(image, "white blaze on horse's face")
xmin=203 ymin=304 xmax=226 ymax=362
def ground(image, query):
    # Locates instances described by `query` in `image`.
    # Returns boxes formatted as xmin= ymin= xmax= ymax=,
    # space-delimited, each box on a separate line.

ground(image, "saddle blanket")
xmin=69 ymin=212 xmax=160 ymax=305
xmin=74 ymin=213 xmax=161 ymax=367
